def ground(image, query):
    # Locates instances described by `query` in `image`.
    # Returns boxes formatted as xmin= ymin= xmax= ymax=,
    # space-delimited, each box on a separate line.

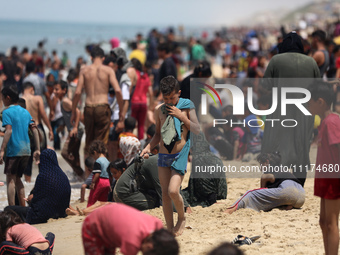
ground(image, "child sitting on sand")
xmin=0 ymin=210 xmax=55 ymax=255
xmin=108 ymin=158 xmax=127 ymax=201
xmin=87 ymin=140 xmax=111 ymax=207
xmin=67 ymin=158 xmax=127 ymax=216
xmin=225 ymin=151 xmax=305 ymax=214
xmin=79 ymin=157 xmax=95 ymax=203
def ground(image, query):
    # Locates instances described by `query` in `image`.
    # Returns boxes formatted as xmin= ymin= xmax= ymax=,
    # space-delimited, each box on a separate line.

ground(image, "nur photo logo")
xmin=198 ymin=82 xmax=312 ymax=128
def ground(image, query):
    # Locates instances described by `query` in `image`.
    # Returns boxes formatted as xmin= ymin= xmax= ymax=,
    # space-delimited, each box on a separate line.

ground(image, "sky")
xmin=0 ymin=0 xmax=314 ymax=26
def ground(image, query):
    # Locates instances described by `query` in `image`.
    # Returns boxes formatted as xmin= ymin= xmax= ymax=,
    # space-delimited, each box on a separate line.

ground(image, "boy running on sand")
xmin=308 ymin=81 xmax=340 ymax=255
xmin=141 ymin=76 xmax=200 ymax=236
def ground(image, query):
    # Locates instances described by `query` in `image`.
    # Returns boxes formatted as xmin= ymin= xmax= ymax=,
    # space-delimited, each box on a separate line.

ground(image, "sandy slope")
xmin=34 ymin=146 xmax=324 ymax=255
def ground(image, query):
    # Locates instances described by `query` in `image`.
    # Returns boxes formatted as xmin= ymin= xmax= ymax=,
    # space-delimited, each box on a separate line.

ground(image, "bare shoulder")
xmin=34 ymin=95 xmax=43 ymax=103
xmin=80 ymin=65 xmax=90 ymax=72
xmin=101 ymin=65 xmax=113 ymax=73
xmin=62 ymin=97 xmax=72 ymax=105
xmin=62 ymin=97 xmax=72 ymax=110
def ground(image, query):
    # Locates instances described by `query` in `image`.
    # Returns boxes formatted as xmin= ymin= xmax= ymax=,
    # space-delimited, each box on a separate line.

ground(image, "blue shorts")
xmin=84 ymin=172 xmax=94 ymax=187
xmin=158 ymin=153 xmax=180 ymax=168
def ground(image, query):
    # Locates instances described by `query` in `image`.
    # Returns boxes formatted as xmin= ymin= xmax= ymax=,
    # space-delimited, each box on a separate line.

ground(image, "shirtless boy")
xmin=21 ymin=82 xmax=53 ymax=182
xmin=71 ymin=46 xmax=123 ymax=153
xmin=141 ymin=76 xmax=200 ymax=235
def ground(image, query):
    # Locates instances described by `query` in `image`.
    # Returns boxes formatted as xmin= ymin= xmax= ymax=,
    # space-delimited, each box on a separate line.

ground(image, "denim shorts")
xmin=157 ymin=153 xmax=179 ymax=168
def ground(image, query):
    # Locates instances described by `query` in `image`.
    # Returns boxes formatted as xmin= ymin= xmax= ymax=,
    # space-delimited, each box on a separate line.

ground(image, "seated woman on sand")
xmin=225 ymin=152 xmax=305 ymax=214
xmin=5 ymin=149 xmax=71 ymax=224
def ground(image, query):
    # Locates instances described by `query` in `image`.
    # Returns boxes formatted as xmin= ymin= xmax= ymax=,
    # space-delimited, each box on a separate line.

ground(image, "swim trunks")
xmin=84 ymin=104 xmax=111 ymax=153
xmin=158 ymin=153 xmax=180 ymax=168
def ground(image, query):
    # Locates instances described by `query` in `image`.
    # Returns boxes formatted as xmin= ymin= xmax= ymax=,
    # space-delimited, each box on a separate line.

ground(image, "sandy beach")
xmin=18 ymin=145 xmax=321 ymax=255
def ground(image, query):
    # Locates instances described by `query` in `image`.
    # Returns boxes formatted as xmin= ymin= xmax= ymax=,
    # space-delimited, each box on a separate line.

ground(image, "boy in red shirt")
xmin=308 ymin=81 xmax=340 ymax=255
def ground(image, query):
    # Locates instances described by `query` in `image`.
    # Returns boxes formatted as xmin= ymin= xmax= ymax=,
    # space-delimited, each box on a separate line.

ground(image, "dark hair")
xmin=131 ymin=58 xmax=142 ymax=72
xmin=311 ymin=30 xmax=326 ymax=44
xmin=193 ymin=61 xmax=212 ymax=78
xmin=89 ymin=140 xmax=107 ymax=156
xmin=67 ymin=69 xmax=78 ymax=82
xmin=207 ymin=242 xmax=244 ymax=255
xmin=160 ymin=76 xmax=180 ymax=95
xmin=103 ymin=55 xmax=117 ymax=66
xmin=51 ymin=61 xmax=59 ymax=68
xmin=333 ymin=45 xmax=340 ymax=54
xmin=144 ymin=229 xmax=179 ymax=255
xmin=308 ymin=81 xmax=334 ymax=106
xmin=257 ymin=151 xmax=281 ymax=167
xmin=25 ymin=61 xmax=36 ymax=73
xmin=0 ymin=210 xmax=24 ymax=243
xmin=52 ymin=50 xmax=57 ymax=55
xmin=46 ymin=81 xmax=57 ymax=88
xmin=91 ymin=46 xmax=105 ymax=58
xmin=10 ymin=46 xmax=17 ymax=57
xmin=22 ymin=82 xmax=35 ymax=92
xmin=125 ymin=116 xmax=136 ymax=131
xmin=18 ymin=98 xmax=26 ymax=109
xmin=131 ymin=42 xmax=138 ymax=50
xmin=46 ymin=73 xmax=55 ymax=82
xmin=147 ymin=124 xmax=156 ymax=137
xmin=157 ymin=43 xmax=171 ymax=54
xmin=22 ymin=47 xmax=29 ymax=54
xmin=2 ymin=85 xmax=19 ymax=104
xmin=55 ymin=80 xmax=68 ymax=94
xmin=85 ymin=157 xmax=95 ymax=170
xmin=109 ymin=158 xmax=127 ymax=173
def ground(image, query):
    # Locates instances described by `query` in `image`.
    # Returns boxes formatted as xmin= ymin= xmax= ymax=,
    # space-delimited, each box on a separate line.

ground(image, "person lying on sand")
xmin=225 ymin=151 xmax=305 ymax=214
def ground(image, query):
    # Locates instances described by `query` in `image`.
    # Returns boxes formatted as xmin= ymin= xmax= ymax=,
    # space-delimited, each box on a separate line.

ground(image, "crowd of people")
xmin=0 ymin=21 xmax=339 ymax=254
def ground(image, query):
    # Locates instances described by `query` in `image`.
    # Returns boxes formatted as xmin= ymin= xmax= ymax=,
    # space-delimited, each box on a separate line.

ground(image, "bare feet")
xmin=283 ymin=205 xmax=293 ymax=210
xmin=76 ymin=206 xmax=85 ymax=216
xmin=225 ymin=206 xmax=237 ymax=214
xmin=173 ymin=217 xmax=186 ymax=236
xmin=66 ymin=208 xmax=79 ymax=216
xmin=185 ymin=207 xmax=193 ymax=214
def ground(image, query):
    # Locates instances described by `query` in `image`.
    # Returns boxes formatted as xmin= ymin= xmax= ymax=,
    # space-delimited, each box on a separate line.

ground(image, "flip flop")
xmin=232 ymin=235 xmax=261 ymax=246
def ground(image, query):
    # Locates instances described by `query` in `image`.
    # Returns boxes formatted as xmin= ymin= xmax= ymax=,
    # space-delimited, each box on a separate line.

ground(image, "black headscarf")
xmin=278 ymin=32 xmax=304 ymax=54
xmin=26 ymin=149 xmax=71 ymax=224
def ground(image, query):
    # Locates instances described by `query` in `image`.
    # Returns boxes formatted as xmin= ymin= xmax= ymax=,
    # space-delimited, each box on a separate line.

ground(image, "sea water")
xmin=0 ymin=19 xmax=211 ymax=65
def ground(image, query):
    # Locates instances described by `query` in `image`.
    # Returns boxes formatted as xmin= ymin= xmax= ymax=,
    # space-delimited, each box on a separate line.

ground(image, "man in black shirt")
xmin=157 ymin=42 xmax=177 ymax=84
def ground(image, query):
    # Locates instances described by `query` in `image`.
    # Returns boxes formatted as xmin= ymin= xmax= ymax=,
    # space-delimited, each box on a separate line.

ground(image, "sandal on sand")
xmin=232 ymin=235 xmax=261 ymax=246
